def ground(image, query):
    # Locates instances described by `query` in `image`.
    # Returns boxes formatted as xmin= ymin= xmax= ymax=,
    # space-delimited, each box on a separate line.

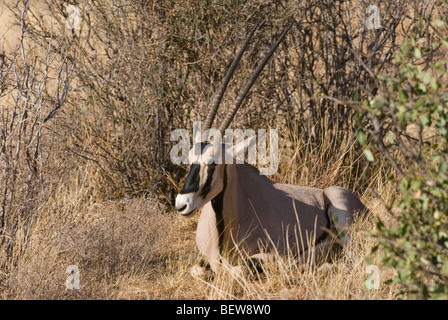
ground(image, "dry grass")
xmin=0 ymin=110 xmax=399 ymax=299
xmin=0 ymin=140 xmax=401 ymax=300
xmin=1 ymin=187 xmax=400 ymax=300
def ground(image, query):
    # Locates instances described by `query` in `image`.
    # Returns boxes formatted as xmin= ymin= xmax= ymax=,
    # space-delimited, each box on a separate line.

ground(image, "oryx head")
xmin=175 ymin=20 xmax=291 ymax=217
xmin=175 ymin=138 xmax=255 ymax=217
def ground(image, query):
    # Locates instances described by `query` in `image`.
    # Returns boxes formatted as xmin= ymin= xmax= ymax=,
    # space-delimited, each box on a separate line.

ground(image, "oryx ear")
xmin=226 ymin=135 xmax=257 ymax=164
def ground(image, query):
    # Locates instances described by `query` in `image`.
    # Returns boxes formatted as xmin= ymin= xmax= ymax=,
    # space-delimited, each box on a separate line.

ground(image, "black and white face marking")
xmin=179 ymin=164 xmax=201 ymax=195
xmin=175 ymin=144 xmax=224 ymax=218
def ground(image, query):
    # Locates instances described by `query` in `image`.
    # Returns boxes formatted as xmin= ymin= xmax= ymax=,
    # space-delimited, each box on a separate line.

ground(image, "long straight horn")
xmin=202 ymin=19 xmax=262 ymax=134
xmin=218 ymin=22 xmax=293 ymax=136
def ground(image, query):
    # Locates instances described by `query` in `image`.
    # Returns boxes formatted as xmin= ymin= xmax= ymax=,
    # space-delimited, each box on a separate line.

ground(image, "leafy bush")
xmin=357 ymin=16 xmax=448 ymax=298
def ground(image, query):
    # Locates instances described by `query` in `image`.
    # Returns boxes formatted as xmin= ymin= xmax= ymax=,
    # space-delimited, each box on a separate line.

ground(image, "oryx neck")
xmin=211 ymin=164 xmax=227 ymax=253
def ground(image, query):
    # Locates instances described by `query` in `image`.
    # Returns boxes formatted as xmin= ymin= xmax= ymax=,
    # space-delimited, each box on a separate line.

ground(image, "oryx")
xmin=174 ymin=21 xmax=367 ymax=274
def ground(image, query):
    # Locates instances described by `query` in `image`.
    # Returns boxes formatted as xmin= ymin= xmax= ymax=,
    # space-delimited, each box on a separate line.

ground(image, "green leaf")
xmin=440 ymin=161 xmax=447 ymax=174
xmin=434 ymin=19 xmax=445 ymax=27
xmin=357 ymin=130 xmax=367 ymax=146
xmin=410 ymin=179 xmax=421 ymax=191
xmin=421 ymin=72 xmax=432 ymax=84
xmin=430 ymin=78 xmax=439 ymax=91
xmin=401 ymin=178 xmax=409 ymax=190
xmin=364 ymin=149 xmax=374 ymax=162
xmin=431 ymin=188 xmax=444 ymax=198
xmin=414 ymin=48 xmax=422 ymax=59
xmin=401 ymin=38 xmax=410 ymax=54
xmin=442 ymin=39 xmax=448 ymax=49
xmin=398 ymin=88 xmax=408 ymax=101
xmin=418 ymin=82 xmax=427 ymax=93
xmin=362 ymin=98 xmax=370 ymax=107
xmin=420 ymin=114 xmax=430 ymax=128
xmin=386 ymin=131 xmax=395 ymax=144
xmin=433 ymin=61 xmax=446 ymax=72
xmin=431 ymin=154 xmax=442 ymax=165
xmin=419 ymin=16 xmax=425 ymax=28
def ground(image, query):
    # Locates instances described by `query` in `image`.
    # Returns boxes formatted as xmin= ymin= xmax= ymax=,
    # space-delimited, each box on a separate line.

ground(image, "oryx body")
xmin=176 ymin=142 xmax=366 ymax=272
